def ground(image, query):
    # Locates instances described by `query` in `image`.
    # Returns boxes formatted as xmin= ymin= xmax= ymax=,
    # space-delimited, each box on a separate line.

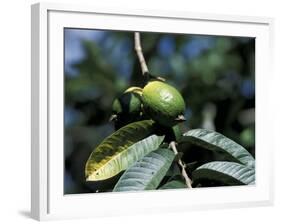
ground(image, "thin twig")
xmin=169 ymin=141 xmax=193 ymax=188
xmin=134 ymin=32 xmax=149 ymax=75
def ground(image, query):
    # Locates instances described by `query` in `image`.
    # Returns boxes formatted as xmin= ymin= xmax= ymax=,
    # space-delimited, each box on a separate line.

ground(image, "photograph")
xmin=64 ymin=28 xmax=255 ymax=194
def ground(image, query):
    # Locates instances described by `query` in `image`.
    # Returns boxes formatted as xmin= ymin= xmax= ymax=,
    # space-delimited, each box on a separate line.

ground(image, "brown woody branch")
xmin=134 ymin=32 xmax=149 ymax=75
xmin=169 ymin=141 xmax=193 ymax=188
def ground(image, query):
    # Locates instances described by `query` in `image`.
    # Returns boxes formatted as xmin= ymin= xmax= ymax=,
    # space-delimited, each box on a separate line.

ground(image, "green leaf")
xmin=85 ymin=120 xmax=163 ymax=181
xmin=113 ymin=148 xmax=175 ymax=192
xmin=192 ymin=161 xmax=255 ymax=186
xmin=159 ymin=180 xmax=186 ymax=190
xmin=165 ymin=162 xmax=182 ymax=178
xmin=181 ymin=129 xmax=255 ymax=167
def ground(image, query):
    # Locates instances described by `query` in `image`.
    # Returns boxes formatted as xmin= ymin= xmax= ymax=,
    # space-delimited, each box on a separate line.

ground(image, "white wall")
xmin=0 ymin=0 xmax=279 ymax=223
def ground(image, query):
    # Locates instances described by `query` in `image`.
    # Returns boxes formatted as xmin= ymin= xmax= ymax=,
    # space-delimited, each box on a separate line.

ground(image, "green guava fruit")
xmin=142 ymin=81 xmax=186 ymax=127
xmin=110 ymin=87 xmax=143 ymax=129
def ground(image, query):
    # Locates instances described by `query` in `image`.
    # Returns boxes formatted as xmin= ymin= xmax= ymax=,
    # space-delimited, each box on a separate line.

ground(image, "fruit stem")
xmin=134 ymin=32 xmax=149 ymax=76
xmin=169 ymin=141 xmax=193 ymax=188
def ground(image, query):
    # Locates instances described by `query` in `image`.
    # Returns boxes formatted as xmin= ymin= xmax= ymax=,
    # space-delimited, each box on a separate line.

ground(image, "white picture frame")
xmin=31 ymin=2 xmax=274 ymax=221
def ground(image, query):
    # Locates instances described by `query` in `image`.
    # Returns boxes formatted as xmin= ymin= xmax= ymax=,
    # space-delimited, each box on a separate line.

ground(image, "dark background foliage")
xmin=64 ymin=29 xmax=255 ymax=194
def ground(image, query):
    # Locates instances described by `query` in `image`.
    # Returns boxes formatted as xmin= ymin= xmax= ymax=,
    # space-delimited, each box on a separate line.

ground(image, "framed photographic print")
xmin=31 ymin=2 xmax=274 ymax=221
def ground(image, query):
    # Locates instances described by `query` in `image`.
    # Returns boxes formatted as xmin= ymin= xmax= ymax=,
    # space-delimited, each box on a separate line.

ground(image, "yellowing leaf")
xmin=85 ymin=120 xmax=163 ymax=181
